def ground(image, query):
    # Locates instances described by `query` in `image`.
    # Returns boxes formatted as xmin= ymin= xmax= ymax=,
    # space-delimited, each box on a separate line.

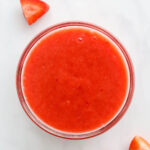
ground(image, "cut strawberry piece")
xmin=20 ymin=0 xmax=49 ymax=25
xmin=129 ymin=136 xmax=150 ymax=150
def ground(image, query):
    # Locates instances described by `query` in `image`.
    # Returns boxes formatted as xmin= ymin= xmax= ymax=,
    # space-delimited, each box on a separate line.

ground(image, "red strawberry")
xmin=129 ymin=136 xmax=150 ymax=150
xmin=20 ymin=0 xmax=49 ymax=25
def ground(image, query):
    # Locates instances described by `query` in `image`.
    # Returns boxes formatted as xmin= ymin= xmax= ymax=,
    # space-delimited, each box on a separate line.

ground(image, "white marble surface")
xmin=0 ymin=0 xmax=150 ymax=149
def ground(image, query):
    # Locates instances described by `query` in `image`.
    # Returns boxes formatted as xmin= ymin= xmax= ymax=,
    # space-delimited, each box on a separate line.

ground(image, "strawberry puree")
xmin=22 ymin=28 xmax=128 ymax=132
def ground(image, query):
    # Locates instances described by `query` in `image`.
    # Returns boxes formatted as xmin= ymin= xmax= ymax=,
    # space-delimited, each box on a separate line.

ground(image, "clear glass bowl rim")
xmin=16 ymin=21 xmax=135 ymax=140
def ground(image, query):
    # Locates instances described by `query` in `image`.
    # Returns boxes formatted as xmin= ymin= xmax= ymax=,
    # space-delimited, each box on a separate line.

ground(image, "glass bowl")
xmin=16 ymin=22 xmax=134 ymax=140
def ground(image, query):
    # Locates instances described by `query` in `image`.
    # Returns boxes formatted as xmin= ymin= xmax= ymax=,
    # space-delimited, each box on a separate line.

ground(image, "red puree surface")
xmin=23 ymin=28 xmax=128 ymax=133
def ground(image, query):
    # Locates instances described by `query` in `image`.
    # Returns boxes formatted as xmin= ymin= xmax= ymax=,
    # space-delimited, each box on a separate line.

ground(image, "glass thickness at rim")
xmin=16 ymin=21 xmax=134 ymax=140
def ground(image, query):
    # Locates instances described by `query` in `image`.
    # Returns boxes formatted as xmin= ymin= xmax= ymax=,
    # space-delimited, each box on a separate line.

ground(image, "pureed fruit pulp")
xmin=22 ymin=27 xmax=128 ymax=133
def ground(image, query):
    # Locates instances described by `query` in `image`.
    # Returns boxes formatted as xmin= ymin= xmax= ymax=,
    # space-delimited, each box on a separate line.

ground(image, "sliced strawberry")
xmin=20 ymin=0 xmax=49 ymax=25
xmin=129 ymin=136 xmax=150 ymax=150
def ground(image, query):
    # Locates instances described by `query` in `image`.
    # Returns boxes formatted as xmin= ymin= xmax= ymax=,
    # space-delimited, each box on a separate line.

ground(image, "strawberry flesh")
xmin=129 ymin=136 xmax=150 ymax=150
xmin=20 ymin=0 xmax=49 ymax=25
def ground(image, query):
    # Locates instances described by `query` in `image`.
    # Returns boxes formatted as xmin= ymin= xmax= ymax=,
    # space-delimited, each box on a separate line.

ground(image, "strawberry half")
xmin=20 ymin=0 xmax=49 ymax=25
xmin=129 ymin=136 xmax=150 ymax=150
